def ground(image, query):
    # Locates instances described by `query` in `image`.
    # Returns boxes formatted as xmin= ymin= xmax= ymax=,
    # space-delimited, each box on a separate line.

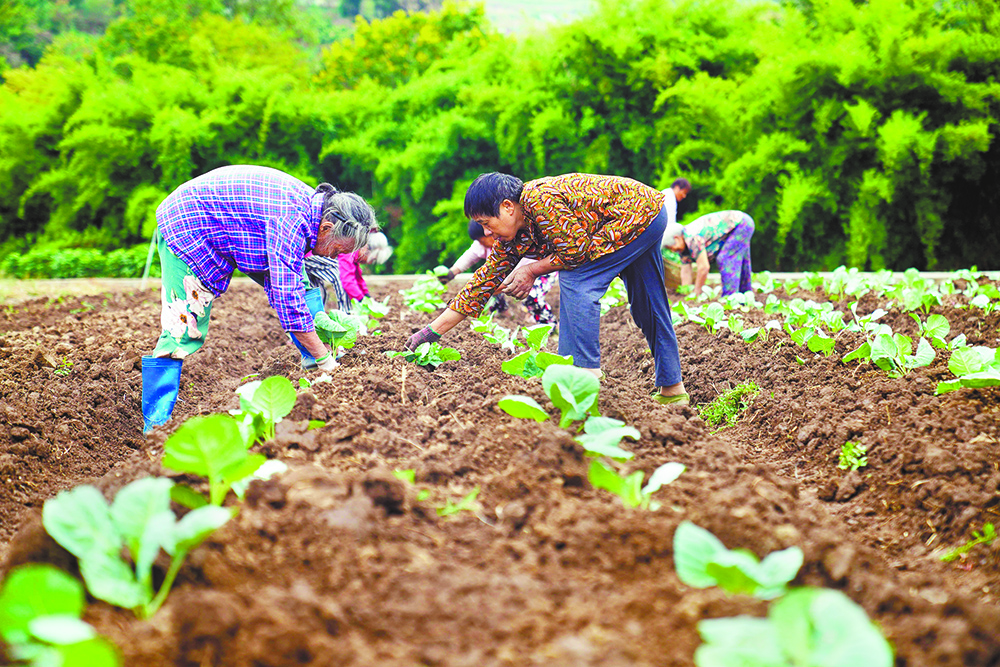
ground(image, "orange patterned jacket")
xmin=449 ymin=173 xmax=665 ymax=318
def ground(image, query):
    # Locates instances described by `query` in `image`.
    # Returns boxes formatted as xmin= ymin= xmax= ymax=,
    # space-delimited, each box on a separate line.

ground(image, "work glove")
xmin=314 ymin=351 xmax=338 ymax=371
xmin=406 ymin=326 xmax=441 ymax=351
xmin=438 ymin=270 xmax=455 ymax=285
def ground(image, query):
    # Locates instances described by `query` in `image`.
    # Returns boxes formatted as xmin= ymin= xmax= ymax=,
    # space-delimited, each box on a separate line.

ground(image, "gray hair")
xmin=316 ymin=183 xmax=379 ymax=252
xmin=365 ymin=231 xmax=393 ymax=264
xmin=663 ymin=221 xmax=685 ymax=246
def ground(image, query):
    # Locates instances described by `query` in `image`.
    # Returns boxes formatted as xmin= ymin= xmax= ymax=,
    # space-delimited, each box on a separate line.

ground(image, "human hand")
xmin=438 ymin=270 xmax=455 ymax=285
xmin=315 ymin=351 xmax=338 ymax=371
xmin=500 ymin=265 xmax=536 ymax=299
xmin=406 ymin=326 xmax=441 ymax=351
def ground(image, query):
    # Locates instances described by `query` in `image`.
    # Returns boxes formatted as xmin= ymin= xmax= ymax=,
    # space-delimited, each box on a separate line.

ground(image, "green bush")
xmin=1 ymin=245 xmax=160 ymax=279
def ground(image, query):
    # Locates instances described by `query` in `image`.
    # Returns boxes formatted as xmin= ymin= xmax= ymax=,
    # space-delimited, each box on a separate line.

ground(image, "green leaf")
xmin=673 ymin=521 xmax=728 ymax=589
xmin=28 ymin=615 xmax=96 ymax=645
xmin=924 ymin=313 xmax=950 ymax=339
xmin=169 ymin=484 xmax=208 ymax=510
xmin=168 ymin=506 xmax=232 ymax=555
xmin=53 ymin=637 xmax=121 ymax=667
xmin=247 ymin=376 xmax=298 ymax=425
xmin=78 ymin=552 xmax=146 ymax=609
xmin=806 ymin=331 xmax=835 ymax=356
xmin=393 ymin=469 xmax=416 ymax=484
xmin=436 ymin=487 xmax=480 ymax=517
xmin=695 ymin=616 xmax=784 ymax=666
xmin=958 ymin=369 xmax=1000 ymax=389
xmin=905 ymin=337 xmax=935 ymax=369
xmin=0 ymin=565 xmax=85 ymax=646
xmin=642 ymin=462 xmax=686 ymax=495
xmin=42 ymin=486 xmax=121 ymax=562
xmin=497 ymin=395 xmax=550 ymax=422
xmin=522 ymin=324 xmax=554 ymax=351
xmin=574 ymin=426 xmax=639 ymax=460
xmin=534 ymin=351 xmax=573 ymax=370
xmin=588 ymin=459 xmax=627 ymax=497
xmin=771 ymin=588 xmax=894 ymax=667
xmin=842 ymin=341 xmax=870 ymax=364
xmin=135 ymin=511 xmax=175 ymax=591
xmin=109 ymin=478 xmax=173 ymax=560
xmin=542 ymin=365 xmax=600 ymax=427
xmin=163 ymin=414 xmax=248 ymax=505
xmin=934 ymin=379 xmax=964 ymax=395
xmin=500 ymin=351 xmax=533 ymax=377
xmin=948 ymin=346 xmax=985 ymax=376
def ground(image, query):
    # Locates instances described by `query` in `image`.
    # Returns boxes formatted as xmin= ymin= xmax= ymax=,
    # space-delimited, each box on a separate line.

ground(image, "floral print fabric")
xmin=153 ymin=235 xmax=214 ymax=359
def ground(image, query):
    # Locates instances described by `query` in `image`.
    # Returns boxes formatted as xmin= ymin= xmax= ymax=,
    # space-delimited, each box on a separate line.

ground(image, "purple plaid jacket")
xmin=156 ymin=165 xmax=324 ymax=332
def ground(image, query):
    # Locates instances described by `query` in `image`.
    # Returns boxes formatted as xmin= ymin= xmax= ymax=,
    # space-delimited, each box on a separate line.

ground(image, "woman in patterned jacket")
xmin=662 ymin=210 xmax=755 ymax=297
xmin=407 ymin=172 xmax=688 ymax=405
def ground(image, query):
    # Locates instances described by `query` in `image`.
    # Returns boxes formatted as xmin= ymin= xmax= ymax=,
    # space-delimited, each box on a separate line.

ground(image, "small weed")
xmin=838 ymin=441 xmax=868 ymax=471
xmin=69 ymin=301 xmax=95 ymax=314
xmin=942 ymin=523 xmax=996 ymax=562
xmin=53 ymin=357 xmax=73 ymax=376
xmin=697 ymin=381 xmax=760 ymax=430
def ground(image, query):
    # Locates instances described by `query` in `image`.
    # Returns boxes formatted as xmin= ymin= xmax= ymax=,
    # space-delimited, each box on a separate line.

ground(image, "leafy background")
xmin=0 ymin=0 xmax=997 ymax=276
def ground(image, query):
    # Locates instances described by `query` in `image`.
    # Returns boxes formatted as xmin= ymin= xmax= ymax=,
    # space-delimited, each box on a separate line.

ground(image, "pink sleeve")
xmin=338 ymin=252 xmax=367 ymax=301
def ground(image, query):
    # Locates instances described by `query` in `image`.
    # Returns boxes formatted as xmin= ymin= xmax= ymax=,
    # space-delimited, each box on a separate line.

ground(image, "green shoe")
xmin=652 ymin=390 xmax=689 ymax=405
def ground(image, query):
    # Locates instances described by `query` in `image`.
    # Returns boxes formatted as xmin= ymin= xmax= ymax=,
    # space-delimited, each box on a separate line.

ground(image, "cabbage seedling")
xmin=935 ymin=345 xmax=1000 ymax=394
xmin=497 ymin=395 xmax=550 ymax=422
xmin=838 ymin=441 xmax=868 ymax=471
xmin=588 ymin=459 xmax=684 ymax=510
xmin=694 ymin=587 xmax=893 ymax=667
xmin=541 ymin=365 xmax=601 ymax=428
xmin=232 ymin=375 xmax=299 ymax=444
xmin=400 ymin=270 xmax=448 ymax=312
xmin=673 ymin=521 xmax=802 ymax=599
xmin=163 ymin=414 xmax=267 ymax=506
xmin=574 ymin=416 xmax=638 ymax=461
xmin=0 ymin=564 xmax=121 ymax=666
xmin=42 ymin=479 xmax=231 ymax=619
xmin=501 ymin=324 xmax=573 ymax=378
xmin=385 ymin=342 xmax=461 ymax=369
xmin=910 ymin=313 xmax=951 ymax=349
xmin=437 ymin=487 xmax=480 ymax=518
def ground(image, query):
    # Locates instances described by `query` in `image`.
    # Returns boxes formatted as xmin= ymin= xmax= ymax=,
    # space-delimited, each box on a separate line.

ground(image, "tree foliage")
xmin=1 ymin=0 xmax=998 ymax=276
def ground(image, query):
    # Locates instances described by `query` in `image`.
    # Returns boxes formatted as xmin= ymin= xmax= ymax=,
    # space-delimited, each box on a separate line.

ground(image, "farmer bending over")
xmin=142 ymin=164 xmax=377 ymax=432
xmin=662 ymin=210 xmax=754 ymax=298
xmin=408 ymin=172 xmax=687 ymax=405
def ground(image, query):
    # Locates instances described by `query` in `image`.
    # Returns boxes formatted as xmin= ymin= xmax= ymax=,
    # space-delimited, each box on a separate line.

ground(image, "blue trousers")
xmin=557 ymin=206 xmax=683 ymax=388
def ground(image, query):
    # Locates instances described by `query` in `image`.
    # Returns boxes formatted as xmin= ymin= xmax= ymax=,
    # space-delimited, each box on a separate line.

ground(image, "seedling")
xmin=574 ymin=416 xmax=639 ymax=460
xmin=910 ymin=313 xmax=951 ymax=349
xmin=941 ymin=523 xmax=997 ymax=562
xmin=393 ymin=469 xmax=431 ymax=501
xmin=0 ymin=564 xmax=121 ymax=666
xmin=232 ymin=375 xmax=299 ymax=444
xmin=673 ymin=521 xmax=803 ymax=599
xmin=697 ymin=381 xmax=759 ymax=430
xmin=838 ymin=441 xmax=868 ymax=471
xmin=314 ymin=310 xmax=351 ymax=349
xmin=54 ymin=358 xmax=73 ymax=376
xmin=437 ymin=487 xmax=480 ymax=518
xmin=501 ymin=324 xmax=573 ymax=378
xmin=588 ymin=459 xmax=684 ymax=510
xmin=843 ymin=331 xmax=934 ymax=378
xmin=163 ymin=414 xmax=267 ymax=506
xmin=385 ymin=342 xmax=461 ymax=369
xmin=935 ymin=345 xmax=1000 ymax=394
xmin=497 ymin=395 xmax=550 ymax=422
xmin=695 ymin=587 xmax=894 ymax=667
xmin=42 ymin=478 xmax=231 ymax=619
xmin=542 ymin=365 xmax=601 ymax=428
xmin=400 ymin=269 xmax=448 ymax=312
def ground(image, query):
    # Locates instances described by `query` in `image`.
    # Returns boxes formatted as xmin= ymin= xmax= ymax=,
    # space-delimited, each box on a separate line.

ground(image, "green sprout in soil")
xmin=54 ymin=358 xmax=73 ymax=376
xmin=698 ymin=381 xmax=760 ymax=430
xmin=437 ymin=487 xmax=480 ymax=518
xmin=941 ymin=523 xmax=997 ymax=563
xmin=385 ymin=342 xmax=461 ymax=369
xmin=838 ymin=441 xmax=868 ymax=472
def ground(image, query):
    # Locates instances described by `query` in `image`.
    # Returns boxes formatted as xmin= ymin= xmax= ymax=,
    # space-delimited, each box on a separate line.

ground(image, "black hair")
xmin=468 ymin=219 xmax=486 ymax=240
xmin=464 ymin=172 xmax=524 ymax=219
xmin=671 ymin=177 xmax=692 ymax=191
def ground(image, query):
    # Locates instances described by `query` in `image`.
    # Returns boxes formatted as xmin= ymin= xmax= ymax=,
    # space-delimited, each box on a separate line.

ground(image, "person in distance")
xmin=662 ymin=210 xmax=755 ymax=298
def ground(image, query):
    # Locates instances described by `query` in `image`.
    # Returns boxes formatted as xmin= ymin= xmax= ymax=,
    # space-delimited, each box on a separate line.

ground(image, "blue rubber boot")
xmin=141 ymin=356 xmax=182 ymax=434
xmin=290 ymin=287 xmax=325 ymax=369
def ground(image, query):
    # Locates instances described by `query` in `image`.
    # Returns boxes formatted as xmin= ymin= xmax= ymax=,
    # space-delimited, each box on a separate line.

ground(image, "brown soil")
xmin=1 ymin=278 xmax=999 ymax=666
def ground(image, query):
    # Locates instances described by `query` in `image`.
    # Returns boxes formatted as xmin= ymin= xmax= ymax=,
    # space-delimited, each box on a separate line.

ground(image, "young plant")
xmin=399 ymin=269 xmax=448 ymax=312
xmin=935 ymin=345 xmax=1000 ymax=394
xmin=54 ymin=358 xmax=73 ymax=377
xmin=42 ymin=478 xmax=231 ymax=619
xmin=164 ymin=413 xmax=267 ymax=506
xmin=690 ymin=302 xmax=726 ymax=334
xmin=838 ymin=441 xmax=868 ymax=471
xmin=232 ymin=375 xmax=299 ymax=444
xmin=574 ymin=416 xmax=639 ymax=460
xmin=694 ymin=587 xmax=894 ymax=667
xmin=437 ymin=487 xmax=480 ymax=518
xmin=673 ymin=521 xmax=803 ymax=599
xmin=941 ymin=523 xmax=997 ymax=562
xmin=385 ymin=341 xmax=461 ymax=369
xmin=698 ymin=381 xmax=759 ymax=430
xmin=588 ymin=459 xmax=685 ymax=510
xmin=0 ymin=564 xmax=121 ymax=666
xmin=542 ymin=365 xmax=601 ymax=428
xmin=501 ymin=324 xmax=573 ymax=378
xmin=843 ymin=331 xmax=935 ymax=378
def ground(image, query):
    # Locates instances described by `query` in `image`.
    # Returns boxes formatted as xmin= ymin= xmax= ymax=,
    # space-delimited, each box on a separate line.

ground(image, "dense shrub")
xmin=1 ymin=245 xmax=160 ymax=279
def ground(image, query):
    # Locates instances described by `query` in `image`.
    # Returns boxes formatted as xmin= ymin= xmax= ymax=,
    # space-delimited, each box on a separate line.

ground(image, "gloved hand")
xmin=314 ymin=351 xmax=338 ymax=371
xmin=406 ymin=326 xmax=440 ymax=351
xmin=438 ymin=270 xmax=455 ymax=285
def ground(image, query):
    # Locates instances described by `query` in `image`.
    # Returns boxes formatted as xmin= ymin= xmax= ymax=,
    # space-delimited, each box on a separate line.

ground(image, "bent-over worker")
xmin=663 ymin=210 xmax=755 ymax=298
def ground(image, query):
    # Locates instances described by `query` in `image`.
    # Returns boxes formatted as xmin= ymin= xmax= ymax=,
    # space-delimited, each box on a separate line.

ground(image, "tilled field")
xmin=1 ymin=276 xmax=999 ymax=666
